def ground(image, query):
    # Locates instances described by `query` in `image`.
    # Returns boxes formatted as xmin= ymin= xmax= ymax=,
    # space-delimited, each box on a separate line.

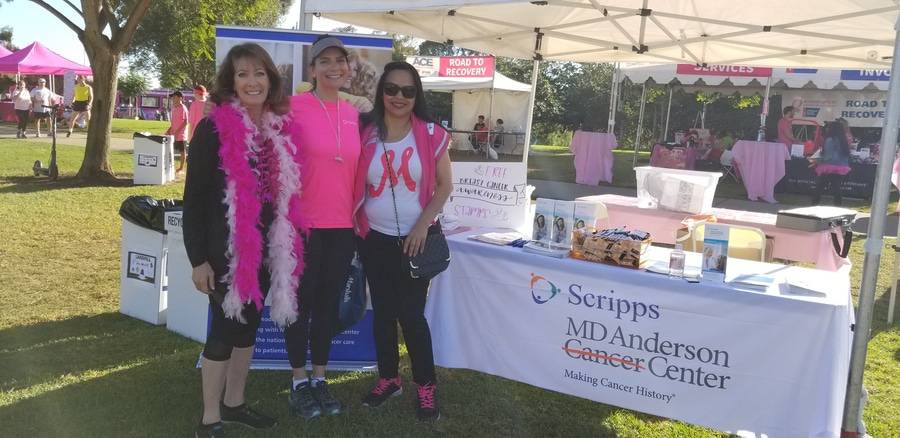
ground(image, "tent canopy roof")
xmin=306 ymin=0 xmax=900 ymax=68
xmin=0 ymin=42 xmax=91 ymax=75
xmin=620 ymin=63 xmax=892 ymax=91
xmin=422 ymin=71 xmax=531 ymax=92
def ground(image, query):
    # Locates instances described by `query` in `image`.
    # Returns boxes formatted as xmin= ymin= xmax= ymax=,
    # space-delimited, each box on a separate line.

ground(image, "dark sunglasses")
xmin=383 ymin=83 xmax=417 ymax=98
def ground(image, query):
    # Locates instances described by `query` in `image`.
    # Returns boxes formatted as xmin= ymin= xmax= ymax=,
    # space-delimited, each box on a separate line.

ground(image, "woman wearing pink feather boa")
xmin=183 ymin=43 xmax=304 ymax=437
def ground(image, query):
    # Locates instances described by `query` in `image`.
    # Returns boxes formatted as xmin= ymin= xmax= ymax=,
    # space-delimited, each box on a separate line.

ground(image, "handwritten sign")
xmin=445 ymin=162 xmax=528 ymax=229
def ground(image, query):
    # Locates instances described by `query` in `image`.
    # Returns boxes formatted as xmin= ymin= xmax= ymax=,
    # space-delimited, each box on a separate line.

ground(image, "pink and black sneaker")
xmin=415 ymin=383 xmax=440 ymax=422
xmin=361 ymin=376 xmax=403 ymax=408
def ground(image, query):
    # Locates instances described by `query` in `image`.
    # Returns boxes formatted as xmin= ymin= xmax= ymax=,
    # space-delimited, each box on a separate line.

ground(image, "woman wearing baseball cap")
xmin=284 ymin=34 xmax=361 ymax=419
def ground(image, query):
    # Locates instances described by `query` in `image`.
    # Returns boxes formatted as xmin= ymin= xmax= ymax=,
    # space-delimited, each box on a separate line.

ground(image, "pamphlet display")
xmin=532 ymin=198 xmax=554 ymax=245
xmin=550 ymin=200 xmax=574 ymax=249
xmin=573 ymin=201 xmax=606 ymax=232
xmin=702 ymin=224 xmax=729 ymax=280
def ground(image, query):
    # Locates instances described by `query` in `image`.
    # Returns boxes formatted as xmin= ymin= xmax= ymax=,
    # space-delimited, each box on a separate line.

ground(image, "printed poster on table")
xmin=445 ymin=162 xmax=528 ymax=229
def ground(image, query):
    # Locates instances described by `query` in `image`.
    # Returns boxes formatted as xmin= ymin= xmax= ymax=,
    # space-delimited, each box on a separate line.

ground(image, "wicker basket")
xmin=571 ymin=229 xmax=651 ymax=269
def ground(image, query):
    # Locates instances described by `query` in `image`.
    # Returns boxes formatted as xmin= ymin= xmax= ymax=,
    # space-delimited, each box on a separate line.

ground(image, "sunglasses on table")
xmin=383 ymin=83 xmax=417 ymax=98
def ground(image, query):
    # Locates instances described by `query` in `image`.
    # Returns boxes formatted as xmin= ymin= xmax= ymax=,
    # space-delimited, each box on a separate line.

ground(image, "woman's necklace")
xmin=312 ymin=90 xmax=343 ymax=163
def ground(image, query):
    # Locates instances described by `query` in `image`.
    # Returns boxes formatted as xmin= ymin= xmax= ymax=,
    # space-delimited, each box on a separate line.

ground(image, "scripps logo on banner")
xmin=530 ymin=273 xmax=560 ymax=304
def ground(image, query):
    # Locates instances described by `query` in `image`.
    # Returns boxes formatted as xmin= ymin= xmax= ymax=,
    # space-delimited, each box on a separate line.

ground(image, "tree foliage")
xmin=0 ymin=26 xmax=17 ymax=51
xmin=127 ymin=0 xmax=291 ymax=89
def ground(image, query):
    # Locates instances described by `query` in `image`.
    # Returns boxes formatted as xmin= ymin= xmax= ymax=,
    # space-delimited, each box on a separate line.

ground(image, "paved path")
xmin=0 ymin=123 xmax=134 ymax=151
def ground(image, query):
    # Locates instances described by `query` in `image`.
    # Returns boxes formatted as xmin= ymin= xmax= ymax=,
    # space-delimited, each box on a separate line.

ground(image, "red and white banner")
xmin=407 ymin=56 xmax=495 ymax=78
xmin=676 ymin=64 xmax=772 ymax=77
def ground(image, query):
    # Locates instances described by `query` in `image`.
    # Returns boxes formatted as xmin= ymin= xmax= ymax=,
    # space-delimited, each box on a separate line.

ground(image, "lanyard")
xmin=312 ymin=91 xmax=343 ymax=163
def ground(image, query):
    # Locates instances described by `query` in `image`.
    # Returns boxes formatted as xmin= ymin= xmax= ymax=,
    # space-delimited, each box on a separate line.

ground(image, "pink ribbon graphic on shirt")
xmin=369 ymin=147 xmax=417 ymax=197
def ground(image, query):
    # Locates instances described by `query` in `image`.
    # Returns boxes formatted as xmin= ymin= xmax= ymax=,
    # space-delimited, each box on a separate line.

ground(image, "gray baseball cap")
xmin=310 ymin=36 xmax=349 ymax=61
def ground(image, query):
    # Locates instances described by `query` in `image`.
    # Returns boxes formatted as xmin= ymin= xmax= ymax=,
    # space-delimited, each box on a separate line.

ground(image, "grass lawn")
xmin=109 ymin=118 xmax=170 ymax=139
xmin=0 ymin=139 xmax=898 ymax=436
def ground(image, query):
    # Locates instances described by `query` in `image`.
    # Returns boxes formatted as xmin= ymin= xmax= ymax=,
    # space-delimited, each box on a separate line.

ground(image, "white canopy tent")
xmin=618 ymin=64 xmax=894 ymax=144
xmin=305 ymin=1 xmax=900 ymax=436
xmin=422 ymin=71 xmax=532 ymax=152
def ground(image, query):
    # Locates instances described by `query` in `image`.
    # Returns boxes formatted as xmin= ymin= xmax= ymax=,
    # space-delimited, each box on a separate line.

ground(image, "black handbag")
xmin=381 ymin=135 xmax=451 ymax=280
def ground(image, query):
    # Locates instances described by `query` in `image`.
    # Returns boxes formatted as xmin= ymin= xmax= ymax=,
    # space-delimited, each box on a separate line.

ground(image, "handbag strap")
xmin=378 ymin=133 xmax=404 ymax=247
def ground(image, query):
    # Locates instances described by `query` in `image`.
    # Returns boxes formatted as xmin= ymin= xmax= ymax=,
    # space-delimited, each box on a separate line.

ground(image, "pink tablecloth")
xmin=0 ymin=102 xmax=18 ymax=123
xmin=576 ymin=194 xmax=848 ymax=271
xmin=649 ymin=144 xmax=697 ymax=170
xmin=731 ymin=140 xmax=790 ymax=203
xmin=569 ymin=131 xmax=615 ymax=185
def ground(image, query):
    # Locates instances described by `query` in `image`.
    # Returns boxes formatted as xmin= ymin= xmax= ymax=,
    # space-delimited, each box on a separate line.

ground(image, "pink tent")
xmin=0 ymin=41 xmax=91 ymax=75
xmin=0 ymin=46 xmax=11 ymax=58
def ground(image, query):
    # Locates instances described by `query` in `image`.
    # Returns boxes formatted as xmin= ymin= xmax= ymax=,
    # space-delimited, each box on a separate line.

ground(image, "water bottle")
xmin=669 ymin=244 xmax=685 ymax=278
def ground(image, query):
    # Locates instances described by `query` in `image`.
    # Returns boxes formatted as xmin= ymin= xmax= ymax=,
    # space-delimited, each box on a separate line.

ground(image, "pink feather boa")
xmin=209 ymin=101 xmax=304 ymax=327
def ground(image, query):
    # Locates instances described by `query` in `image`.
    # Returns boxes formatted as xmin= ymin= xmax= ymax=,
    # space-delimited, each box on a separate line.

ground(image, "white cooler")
xmin=634 ymin=166 xmax=722 ymax=214
xmin=164 ymin=211 xmax=210 ymax=343
xmin=133 ymin=134 xmax=175 ymax=185
xmin=120 ymin=219 xmax=168 ymax=325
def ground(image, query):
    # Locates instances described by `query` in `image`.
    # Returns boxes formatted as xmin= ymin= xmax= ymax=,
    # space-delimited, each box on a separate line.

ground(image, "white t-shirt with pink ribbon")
xmin=365 ymin=129 xmax=424 ymax=236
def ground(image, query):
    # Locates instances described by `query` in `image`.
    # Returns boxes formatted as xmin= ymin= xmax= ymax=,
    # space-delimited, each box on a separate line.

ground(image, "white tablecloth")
xmin=426 ymin=230 xmax=852 ymax=437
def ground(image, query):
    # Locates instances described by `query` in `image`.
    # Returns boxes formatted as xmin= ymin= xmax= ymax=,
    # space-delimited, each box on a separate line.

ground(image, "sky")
xmin=0 ymin=0 xmax=353 ymax=84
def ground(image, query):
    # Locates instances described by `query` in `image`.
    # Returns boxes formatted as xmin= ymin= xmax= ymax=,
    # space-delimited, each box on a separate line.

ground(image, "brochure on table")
xmin=702 ymin=224 xmax=729 ymax=282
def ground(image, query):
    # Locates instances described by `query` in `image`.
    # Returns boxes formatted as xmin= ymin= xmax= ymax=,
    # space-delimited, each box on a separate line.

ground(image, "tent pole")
xmin=523 ymin=31 xmax=543 ymax=168
xmin=608 ymin=62 xmax=618 ymax=133
xmin=701 ymin=100 xmax=706 ymax=129
xmin=760 ymin=75 xmax=772 ymax=141
xmin=632 ymin=81 xmax=647 ymax=168
xmin=841 ymin=16 xmax=900 ymax=437
xmin=663 ymin=86 xmax=673 ymax=142
xmin=523 ymin=58 xmax=540 ymax=168
xmin=488 ymin=58 xmax=496 ymax=159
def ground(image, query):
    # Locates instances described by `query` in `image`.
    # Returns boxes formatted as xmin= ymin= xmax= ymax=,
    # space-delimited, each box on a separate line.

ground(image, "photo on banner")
xmin=214 ymin=26 xmax=393 ymax=371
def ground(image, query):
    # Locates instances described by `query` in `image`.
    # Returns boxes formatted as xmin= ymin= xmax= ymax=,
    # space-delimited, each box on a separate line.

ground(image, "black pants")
xmin=16 ymin=110 xmax=29 ymax=131
xmin=202 ymin=266 xmax=270 ymax=362
xmin=284 ymin=228 xmax=356 ymax=368
xmin=813 ymin=172 xmax=846 ymax=206
xmin=360 ymin=229 xmax=436 ymax=385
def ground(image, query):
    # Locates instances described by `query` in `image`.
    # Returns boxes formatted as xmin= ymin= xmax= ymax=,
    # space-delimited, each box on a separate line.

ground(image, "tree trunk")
xmin=76 ymin=49 xmax=119 ymax=181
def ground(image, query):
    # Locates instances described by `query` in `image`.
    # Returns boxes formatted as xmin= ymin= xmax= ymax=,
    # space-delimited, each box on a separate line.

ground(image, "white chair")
xmin=688 ymin=223 xmax=767 ymax=262
xmin=720 ymin=149 xmax=740 ymax=183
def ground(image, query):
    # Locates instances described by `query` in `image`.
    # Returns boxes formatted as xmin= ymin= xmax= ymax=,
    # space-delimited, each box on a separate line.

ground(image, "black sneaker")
xmin=289 ymin=382 xmax=322 ymax=419
xmin=311 ymin=380 xmax=342 ymax=416
xmin=415 ymin=383 xmax=440 ymax=422
xmin=195 ymin=421 xmax=226 ymax=438
xmin=221 ymin=403 xmax=276 ymax=429
xmin=66 ymin=130 xmax=72 ymax=138
xmin=362 ymin=377 xmax=403 ymax=408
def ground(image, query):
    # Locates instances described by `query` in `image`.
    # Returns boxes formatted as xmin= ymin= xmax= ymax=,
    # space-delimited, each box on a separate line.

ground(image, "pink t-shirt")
xmin=291 ymin=92 xmax=361 ymax=229
xmin=777 ymin=117 xmax=794 ymax=148
xmin=168 ymin=103 xmax=188 ymax=141
xmin=188 ymin=98 xmax=206 ymax=141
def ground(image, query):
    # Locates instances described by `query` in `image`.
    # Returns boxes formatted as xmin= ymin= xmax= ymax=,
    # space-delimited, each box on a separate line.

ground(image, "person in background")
xmin=284 ymin=34 xmax=361 ymax=420
xmin=812 ymin=121 xmax=852 ymax=206
xmin=356 ymin=61 xmax=451 ymax=422
xmin=836 ymin=117 xmax=854 ymax=145
xmin=719 ymin=129 xmax=736 ymax=150
xmin=472 ymin=115 xmax=487 ymax=150
xmin=777 ymin=106 xmax=799 ymax=150
xmin=66 ymin=75 xmax=93 ymax=137
xmin=189 ymin=84 xmax=208 ymax=143
xmin=30 ymin=78 xmax=52 ymax=137
xmin=492 ymin=118 xmax=505 ymax=149
xmin=13 ymin=80 xmax=32 ymax=139
xmin=166 ymin=90 xmax=189 ymax=173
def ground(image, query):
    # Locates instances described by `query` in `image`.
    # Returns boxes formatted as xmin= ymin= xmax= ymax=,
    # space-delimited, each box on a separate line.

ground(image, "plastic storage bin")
xmin=163 ymin=210 xmax=210 ymax=342
xmin=634 ymin=166 xmax=722 ymax=214
xmin=133 ymin=133 xmax=174 ymax=185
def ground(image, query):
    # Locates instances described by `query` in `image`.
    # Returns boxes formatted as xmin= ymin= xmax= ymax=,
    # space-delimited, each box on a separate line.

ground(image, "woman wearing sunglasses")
xmin=353 ymin=61 xmax=452 ymax=422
